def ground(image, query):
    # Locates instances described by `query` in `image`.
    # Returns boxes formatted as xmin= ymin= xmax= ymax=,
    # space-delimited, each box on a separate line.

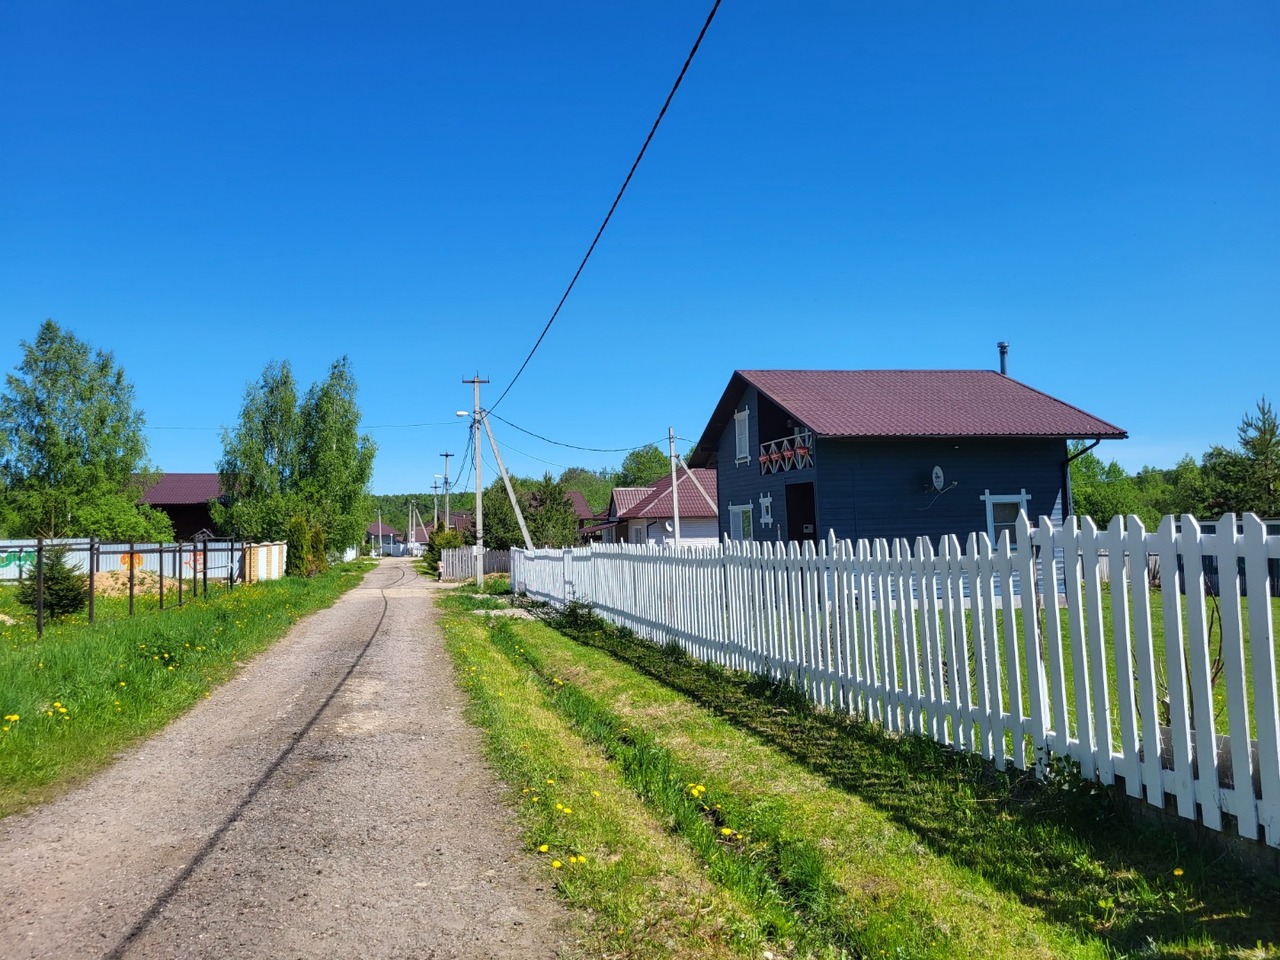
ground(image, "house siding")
xmin=816 ymin=437 xmax=1067 ymax=545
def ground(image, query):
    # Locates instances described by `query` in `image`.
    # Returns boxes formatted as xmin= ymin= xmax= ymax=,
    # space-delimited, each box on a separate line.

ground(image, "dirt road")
xmin=0 ymin=559 xmax=574 ymax=959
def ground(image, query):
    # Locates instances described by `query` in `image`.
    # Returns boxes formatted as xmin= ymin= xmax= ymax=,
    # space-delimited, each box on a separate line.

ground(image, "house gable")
xmin=692 ymin=368 xmax=1124 ymax=546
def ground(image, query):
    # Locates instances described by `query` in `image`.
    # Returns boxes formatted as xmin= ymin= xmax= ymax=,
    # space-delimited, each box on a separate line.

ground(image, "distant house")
xmin=688 ymin=369 xmax=1126 ymax=547
xmin=597 ymin=487 xmax=653 ymax=544
xmin=138 ymin=473 xmax=223 ymax=540
xmin=367 ymin=521 xmax=403 ymax=556
xmin=615 ymin=468 xmax=720 ymax=546
xmin=566 ymin=490 xmax=602 ymax=542
xmin=426 ymin=511 xmax=474 ymax=539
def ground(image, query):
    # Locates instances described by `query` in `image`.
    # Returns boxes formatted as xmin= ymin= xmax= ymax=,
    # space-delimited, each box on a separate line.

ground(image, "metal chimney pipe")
xmin=997 ymin=341 xmax=1008 ymax=375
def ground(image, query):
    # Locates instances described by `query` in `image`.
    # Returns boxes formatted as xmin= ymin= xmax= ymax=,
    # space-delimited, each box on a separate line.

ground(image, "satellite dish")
xmin=932 ymin=466 xmax=945 ymax=491
xmin=664 ymin=520 xmax=675 ymax=533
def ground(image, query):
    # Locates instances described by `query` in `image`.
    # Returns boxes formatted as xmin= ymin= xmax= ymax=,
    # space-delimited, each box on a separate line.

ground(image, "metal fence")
xmin=0 ymin=538 xmax=287 ymax=635
xmin=512 ymin=511 xmax=1280 ymax=854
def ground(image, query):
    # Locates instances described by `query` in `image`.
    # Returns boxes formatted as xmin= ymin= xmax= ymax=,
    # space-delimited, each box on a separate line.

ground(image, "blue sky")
xmin=3 ymin=1 xmax=1276 ymax=496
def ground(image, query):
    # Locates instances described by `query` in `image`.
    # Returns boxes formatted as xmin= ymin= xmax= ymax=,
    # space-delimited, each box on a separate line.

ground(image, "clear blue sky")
xmin=3 ymin=2 xmax=1276 ymax=496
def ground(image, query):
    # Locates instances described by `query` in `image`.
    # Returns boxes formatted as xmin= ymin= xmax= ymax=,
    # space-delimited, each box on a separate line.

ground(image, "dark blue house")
xmin=688 ymin=369 xmax=1126 ymax=547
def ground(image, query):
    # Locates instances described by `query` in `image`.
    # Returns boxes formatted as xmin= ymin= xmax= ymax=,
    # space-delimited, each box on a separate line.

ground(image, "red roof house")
xmin=689 ymin=368 xmax=1126 ymax=547
xmin=616 ymin=468 xmax=719 ymax=546
xmin=138 ymin=473 xmax=224 ymax=540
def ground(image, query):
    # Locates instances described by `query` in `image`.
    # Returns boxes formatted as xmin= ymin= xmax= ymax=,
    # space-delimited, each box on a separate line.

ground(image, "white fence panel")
xmin=510 ymin=512 xmax=1280 ymax=853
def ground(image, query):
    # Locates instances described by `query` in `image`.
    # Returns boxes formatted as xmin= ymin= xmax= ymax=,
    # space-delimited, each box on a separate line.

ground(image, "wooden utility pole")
xmin=440 ymin=452 xmax=453 ymax=527
xmin=463 ymin=375 xmax=489 ymax=587
xmin=669 ymin=426 xmax=681 ymax=547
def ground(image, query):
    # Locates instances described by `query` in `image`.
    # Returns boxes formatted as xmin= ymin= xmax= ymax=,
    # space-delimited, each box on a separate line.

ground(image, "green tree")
xmin=425 ymin=523 xmax=463 ymax=573
xmin=480 ymin=473 xmax=580 ymax=549
xmin=215 ymin=357 xmax=376 ymax=554
xmin=1237 ymin=396 xmax=1280 ymax=516
xmin=213 ymin=361 xmax=301 ymax=542
xmin=295 ymin=357 xmax=377 ymax=553
xmin=1068 ymin=447 xmax=1143 ymax=525
xmin=527 ymin=473 xmax=579 ymax=547
xmin=558 ymin=466 xmax=613 ymax=515
xmin=0 ymin=320 xmax=170 ymax=540
xmin=616 ymin=445 xmax=669 ymax=488
xmin=1133 ymin=455 xmax=1207 ymax=522
xmin=17 ymin=547 xmax=88 ymax=619
xmin=1201 ymin=397 xmax=1280 ymax=518
xmin=285 ymin=514 xmax=311 ymax=577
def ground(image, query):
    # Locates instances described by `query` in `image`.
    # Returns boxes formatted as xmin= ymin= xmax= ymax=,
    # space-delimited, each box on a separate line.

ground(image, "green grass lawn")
xmin=437 ymin=585 xmax=1280 ymax=959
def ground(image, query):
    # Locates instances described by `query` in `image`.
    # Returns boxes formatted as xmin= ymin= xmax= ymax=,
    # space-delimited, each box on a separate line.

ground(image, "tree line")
xmin=0 ymin=320 xmax=376 ymax=568
xmin=1070 ymin=396 xmax=1280 ymax=527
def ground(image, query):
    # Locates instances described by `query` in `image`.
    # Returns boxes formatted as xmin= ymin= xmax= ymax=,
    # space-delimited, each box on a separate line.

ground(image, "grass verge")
xmin=438 ymin=586 xmax=1278 ymax=958
xmin=0 ymin=561 xmax=372 ymax=817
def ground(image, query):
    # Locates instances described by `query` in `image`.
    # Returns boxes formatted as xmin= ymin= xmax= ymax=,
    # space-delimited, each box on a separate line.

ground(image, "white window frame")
xmin=758 ymin=493 xmax=773 ymax=528
xmin=980 ymin=488 xmax=1030 ymax=551
xmin=729 ymin=502 xmax=753 ymax=541
xmin=734 ymin=407 xmax=750 ymax=464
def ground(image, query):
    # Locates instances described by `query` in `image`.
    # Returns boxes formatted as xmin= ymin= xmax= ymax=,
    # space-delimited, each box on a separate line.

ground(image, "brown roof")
xmin=608 ymin=487 xmax=654 ymax=519
xmin=693 ymin=370 xmax=1125 ymax=460
xmin=368 ymin=522 xmax=400 ymax=537
xmin=622 ymin=468 xmax=718 ymax=520
xmin=566 ymin=490 xmax=596 ymax=521
xmin=139 ymin=473 xmax=223 ymax=506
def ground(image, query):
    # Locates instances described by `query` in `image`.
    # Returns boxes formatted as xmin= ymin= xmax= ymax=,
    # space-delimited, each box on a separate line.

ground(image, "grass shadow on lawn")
xmin=539 ymin=602 xmax=1280 ymax=957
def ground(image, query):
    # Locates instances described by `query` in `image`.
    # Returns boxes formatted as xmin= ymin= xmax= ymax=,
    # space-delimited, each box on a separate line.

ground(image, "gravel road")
xmin=0 ymin=558 xmax=575 ymax=959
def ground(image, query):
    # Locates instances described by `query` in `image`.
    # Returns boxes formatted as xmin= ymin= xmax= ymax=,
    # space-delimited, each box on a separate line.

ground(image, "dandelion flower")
xmin=562 ymin=807 xmax=572 ymax=815
xmin=551 ymin=860 xmax=563 ymax=869
xmin=1173 ymin=867 xmax=1184 ymax=877
xmin=3 ymin=714 xmax=17 ymax=722
xmin=539 ymin=844 xmax=549 ymax=853
xmin=720 ymin=827 xmax=733 ymax=836
xmin=591 ymin=790 xmax=600 ymax=798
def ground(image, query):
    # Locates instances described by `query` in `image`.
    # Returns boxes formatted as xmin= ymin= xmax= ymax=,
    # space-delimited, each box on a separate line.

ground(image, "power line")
xmin=486 ymin=411 xmax=664 ymax=453
xmin=489 ymin=0 xmax=724 ymax=413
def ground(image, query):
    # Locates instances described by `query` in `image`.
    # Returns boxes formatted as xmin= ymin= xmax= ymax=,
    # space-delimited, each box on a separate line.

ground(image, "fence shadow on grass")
xmin=538 ymin=602 xmax=1280 ymax=956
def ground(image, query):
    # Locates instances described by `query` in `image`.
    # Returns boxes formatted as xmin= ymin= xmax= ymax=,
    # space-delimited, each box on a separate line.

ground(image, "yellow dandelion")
xmin=591 ymin=790 xmax=600 ymax=798
xmin=562 ymin=807 xmax=572 ymax=815
xmin=551 ymin=860 xmax=563 ymax=869
xmin=3 ymin=714 xmax=17 ymax=722
xmin=546 ymin=778 xmax=554 ymax=785
xmin=53 ymin=701 xmax=61 ymax=708
xmin=1173 ymin=867 xmax=1184 ymax=877
xmin=539 ymin=844 xmax=549 ymax=853
xmin=119 ymin=682 xmax=126 ymax=687
xmin=720 ymin=827 xmax=733 ymax=836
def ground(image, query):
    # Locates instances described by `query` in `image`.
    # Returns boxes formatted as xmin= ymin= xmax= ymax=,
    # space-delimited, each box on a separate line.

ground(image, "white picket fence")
xmin=511 ymin=512 xmax=1280 ymax=850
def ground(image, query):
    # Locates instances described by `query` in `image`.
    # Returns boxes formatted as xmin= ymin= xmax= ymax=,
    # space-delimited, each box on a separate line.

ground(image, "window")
xmin=758 ymin=493 xmax=773 ymax=528
xmin=629 ymin=525 xmax=645 ymax=545
xmin=734 ymin=407 xmax=750 ymax=464
xmin=980 ymin=489 xmax=1031 ymax=550
xmin=729 ymin=503 xmax=753 ymax=541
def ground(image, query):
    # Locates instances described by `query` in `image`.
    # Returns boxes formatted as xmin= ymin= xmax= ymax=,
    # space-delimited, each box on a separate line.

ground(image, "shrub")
xmin=286 ymin=515 xmax=311 ymax=577
xmin=425 ymin=523 xmax=464 ymax=573
xmin=16 ymin=547 xmax=88 ymax=619
xmin=308 ymin=524 xmax=329 ymax=576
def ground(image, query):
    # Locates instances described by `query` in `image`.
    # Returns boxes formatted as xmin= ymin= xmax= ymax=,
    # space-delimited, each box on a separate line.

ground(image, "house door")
xmin=785 ymin=482 xmax=817 ymax=543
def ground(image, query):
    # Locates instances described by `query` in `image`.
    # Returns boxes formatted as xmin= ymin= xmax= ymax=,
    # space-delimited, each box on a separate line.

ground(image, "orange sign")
xmin=119 ymin=553 xmax=145 ymax=569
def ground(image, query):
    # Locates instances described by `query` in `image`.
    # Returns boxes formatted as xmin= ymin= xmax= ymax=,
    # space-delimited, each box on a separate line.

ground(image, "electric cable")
xmin=488 ymin=0 xmax=724 ymax=413
xmin=486 ymin=411 xmax=665 ymax=454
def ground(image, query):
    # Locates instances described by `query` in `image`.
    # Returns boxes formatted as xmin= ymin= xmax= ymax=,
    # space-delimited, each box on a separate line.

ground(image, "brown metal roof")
xmin=566 ymin=490 xmax=596 ymax=521
xmin=138 ymin=473 xmax=223 ymax=506
xmin=691 ymin=370 xmax=1125 ymax=463
xmin=608 ymin=487 xmax=654 ymax=519
xmin=743 ymin=369 xmax=1126 ymax=437
xmin=623 ymin=468 xmax=719 ymax=520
